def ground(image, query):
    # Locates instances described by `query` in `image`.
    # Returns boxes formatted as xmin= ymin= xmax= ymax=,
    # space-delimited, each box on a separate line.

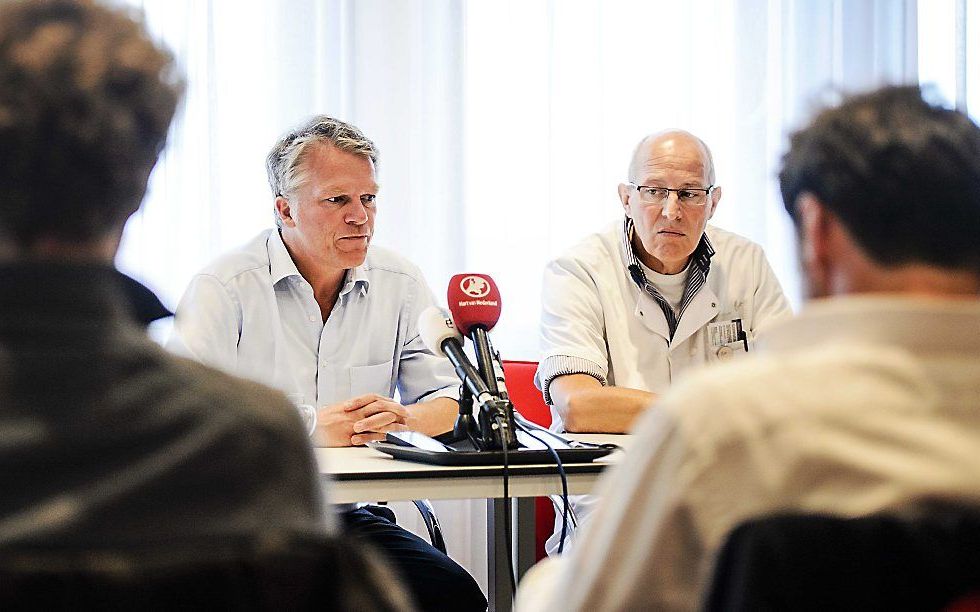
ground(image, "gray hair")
xmin=266 ymin=115 xmax=378 ymax=228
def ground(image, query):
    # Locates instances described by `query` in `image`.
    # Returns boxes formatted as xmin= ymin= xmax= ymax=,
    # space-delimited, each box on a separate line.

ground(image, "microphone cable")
xmin=516 ymin=421 xmax=571 ymax=555
xmin=494 ymin=413 xmax=517 ymax=597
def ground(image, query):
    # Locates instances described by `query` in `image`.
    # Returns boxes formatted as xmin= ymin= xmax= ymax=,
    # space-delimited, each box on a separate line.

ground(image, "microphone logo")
xmin=460 ymin=275 xmax=491 ymax=298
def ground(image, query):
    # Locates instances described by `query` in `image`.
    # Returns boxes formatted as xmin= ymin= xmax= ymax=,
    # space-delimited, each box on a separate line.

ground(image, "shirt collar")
xmin=621 ymin=216 xmax=715 ymax=286
xmin=269 ymin=230 xmax=303 ymax=285
xmin=340 ymin=262 xmax=370 ymax=297
xmin=268 ymin=229 xmax=370 ymax=297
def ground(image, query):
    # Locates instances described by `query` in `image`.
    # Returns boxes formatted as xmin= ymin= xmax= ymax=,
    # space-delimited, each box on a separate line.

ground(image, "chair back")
xmin=0 ymin=532 xmax=414 ymax=611
xmin=704 ymin=510 xmax=980 ymax=612
xmin=502 ymin=360 xmax=551 ymax=426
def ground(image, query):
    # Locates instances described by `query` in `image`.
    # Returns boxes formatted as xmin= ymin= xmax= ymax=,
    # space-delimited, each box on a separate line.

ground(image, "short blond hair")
xmin=266 ymin=115 xmax=378 ymax=228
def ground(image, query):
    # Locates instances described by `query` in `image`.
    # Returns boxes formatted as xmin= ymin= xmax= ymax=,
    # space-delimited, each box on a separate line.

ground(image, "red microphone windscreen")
xmin=447 ymin=273 xmax=502 ymax=335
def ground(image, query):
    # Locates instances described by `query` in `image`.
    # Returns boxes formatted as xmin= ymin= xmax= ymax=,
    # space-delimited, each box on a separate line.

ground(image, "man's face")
xmin=277 ymin=143 xmax=378 ymax=273
xmin=618 ymin=133 xmax=720 ymax=275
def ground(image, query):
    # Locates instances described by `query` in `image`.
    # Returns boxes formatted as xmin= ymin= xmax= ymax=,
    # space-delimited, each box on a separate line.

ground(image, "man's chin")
xmin=336 ymin=246 xmax=369 ymax=268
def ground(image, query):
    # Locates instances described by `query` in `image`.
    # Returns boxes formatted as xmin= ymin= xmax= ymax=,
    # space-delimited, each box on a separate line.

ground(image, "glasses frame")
xmin=627 ymin=182 xmax=715 ymax=207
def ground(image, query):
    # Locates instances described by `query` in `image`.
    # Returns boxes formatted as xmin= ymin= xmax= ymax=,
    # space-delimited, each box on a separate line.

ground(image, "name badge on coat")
xmin=707 ymin=318 xmax=749 ymax=361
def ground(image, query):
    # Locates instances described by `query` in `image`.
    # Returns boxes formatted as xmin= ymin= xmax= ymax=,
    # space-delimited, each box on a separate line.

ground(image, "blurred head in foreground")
xmin=779 ymin=85 xmax=980 ymax=299
xmin=0 ymin=0 xmax=183 ymax=261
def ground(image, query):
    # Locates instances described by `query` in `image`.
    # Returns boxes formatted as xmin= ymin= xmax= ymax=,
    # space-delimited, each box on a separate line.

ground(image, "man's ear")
xmin=797 ymin=193 xmax=829 ymax=266
xmin=797 ymin=192 xmax=842 ymax=299
xmin=275 ymin=196 xmax=295 ymax=228
xmin=618 ymin=183 xmax=632 ymax=217
xmin=706 ymin=185 xmax=722 ymax=220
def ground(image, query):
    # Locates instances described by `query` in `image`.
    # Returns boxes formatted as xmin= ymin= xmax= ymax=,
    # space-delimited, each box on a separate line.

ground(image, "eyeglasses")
xmin=627 ymin=182 xmax=714 ymax=207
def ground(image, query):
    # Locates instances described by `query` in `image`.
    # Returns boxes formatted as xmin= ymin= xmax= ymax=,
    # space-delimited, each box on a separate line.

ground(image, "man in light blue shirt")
xmin=169 ymin=119 xmax=459 ymax=447
xmin=168 ymin=116 xmax=485 ymax=611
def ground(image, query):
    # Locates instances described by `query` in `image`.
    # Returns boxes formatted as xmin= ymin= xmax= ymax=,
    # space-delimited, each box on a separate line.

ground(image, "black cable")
xmin=517 ymin=422 xmax=570 ymax=554
xmin=496 ymin=413 xmax=517 ymax=597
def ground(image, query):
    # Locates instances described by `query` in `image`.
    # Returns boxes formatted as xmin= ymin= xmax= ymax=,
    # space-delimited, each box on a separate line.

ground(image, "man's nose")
xmin=660 ymin=193 xmax=683 ymax=220
xmin=346 ymin=200 xmax=369 ymax=224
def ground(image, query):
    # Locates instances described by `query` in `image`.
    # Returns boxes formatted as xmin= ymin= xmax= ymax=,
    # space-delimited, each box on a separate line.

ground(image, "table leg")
xmin=487 ymin=496 xmax=539 ymax=611
xmin=514 ymin=497 xmax=536 ymax=581
xmin=487 ymin=498 xmax=512 ymax=612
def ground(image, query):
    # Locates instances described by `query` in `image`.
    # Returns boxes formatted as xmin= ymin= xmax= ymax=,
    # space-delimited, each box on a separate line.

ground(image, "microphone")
xmin=447 ymin=274 xmax=502 ymax=398
xmin=418 ymin=306 xmax=516 ymax=449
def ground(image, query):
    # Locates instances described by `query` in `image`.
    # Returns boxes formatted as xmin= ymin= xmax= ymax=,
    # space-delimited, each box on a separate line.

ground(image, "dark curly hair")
xmin=779 ymin=86 xmax=980 ymax=272
xmin=0 ymin=0 xmax=183 ymax=246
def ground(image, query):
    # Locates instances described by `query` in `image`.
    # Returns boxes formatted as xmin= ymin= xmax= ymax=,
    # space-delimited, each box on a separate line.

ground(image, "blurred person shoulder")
xmin=156 ymin=344 xmax=316 ymax=447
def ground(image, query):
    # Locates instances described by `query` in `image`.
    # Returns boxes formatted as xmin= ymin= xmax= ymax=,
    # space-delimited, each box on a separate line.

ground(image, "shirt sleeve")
xmin=166 ymin=273 xmax=242 ymax=374
xmin=395 ymin=275 xmax=460 ymax=405
xmin=535 ymin=256 xmax=612 ymax=403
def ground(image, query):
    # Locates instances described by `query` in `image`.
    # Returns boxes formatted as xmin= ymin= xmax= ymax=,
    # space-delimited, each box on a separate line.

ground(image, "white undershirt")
xmin=640 ymin=260 xmax=690 ymax=315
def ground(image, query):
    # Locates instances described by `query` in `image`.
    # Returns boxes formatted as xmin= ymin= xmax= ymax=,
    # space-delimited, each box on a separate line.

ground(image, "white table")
xmin=315 ymin=434 xmax=629 ymax=611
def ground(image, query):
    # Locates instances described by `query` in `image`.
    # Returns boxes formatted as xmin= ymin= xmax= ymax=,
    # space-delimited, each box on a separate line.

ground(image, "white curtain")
xmin=464 ymin=0 xmax=921 ymax=359
xmin=117 ymin=0 xmax=969 ymax=591
xmin=119 ymin=0 xmax=465 ymax=311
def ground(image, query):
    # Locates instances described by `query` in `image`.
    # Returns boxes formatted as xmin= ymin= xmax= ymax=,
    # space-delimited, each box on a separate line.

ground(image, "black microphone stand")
xmin=469 ymin=327 xmax=517 ymax=449
xmin=435 ymin=337 xmax=516 ymax=450
xmin=470 ymin=326 xmax=499 ymax=396
xmin=443 ymin=383 xmax=481 ymax=449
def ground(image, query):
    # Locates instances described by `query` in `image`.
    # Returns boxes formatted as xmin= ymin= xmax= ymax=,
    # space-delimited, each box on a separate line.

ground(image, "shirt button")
xmin=309 ymin=315 xmax=317 ymax=323
xmin=717 ymin=346 xmax=733 ymax=360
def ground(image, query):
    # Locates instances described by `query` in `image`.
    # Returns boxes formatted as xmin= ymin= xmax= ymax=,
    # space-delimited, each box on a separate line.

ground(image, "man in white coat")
xmin=522 ymin=85 xmax=980 ymax=611
xmin=535 ymin=130 xmax=792 ymax=553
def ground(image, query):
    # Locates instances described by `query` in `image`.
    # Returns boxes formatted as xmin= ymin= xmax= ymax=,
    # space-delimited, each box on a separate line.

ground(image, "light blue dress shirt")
xmin=167 ymin=229 xmax=459 ymax=409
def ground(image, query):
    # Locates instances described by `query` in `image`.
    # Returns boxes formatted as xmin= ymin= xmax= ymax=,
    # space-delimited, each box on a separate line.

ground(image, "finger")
xmin=351 ymin=432 xmax=387 ymax=446
xmin=353 ymin=411 xmax=399 ymax=433
xmin=350 ymin=423 xmax=410 ymax=446
xmin=355 ymin=398 xmax=409 ymax=419
xmin=318 ymin=402 xmax=348 ymax=416
xmin=344 ymin=394 xmax=387 ymax=411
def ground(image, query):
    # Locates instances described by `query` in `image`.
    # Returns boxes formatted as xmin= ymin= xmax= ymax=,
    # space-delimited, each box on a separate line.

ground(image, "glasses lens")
xmin=677 ymin=190 xmax=706 ymax=205
xmin=637 ymin=187 xmax=667 ymax=203
xmin=635 ymin=186 xmax=711 ymax=206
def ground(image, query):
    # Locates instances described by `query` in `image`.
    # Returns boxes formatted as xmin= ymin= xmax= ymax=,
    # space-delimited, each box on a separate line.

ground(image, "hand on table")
xmin=314 ymin=393 xmax=410 ymax=447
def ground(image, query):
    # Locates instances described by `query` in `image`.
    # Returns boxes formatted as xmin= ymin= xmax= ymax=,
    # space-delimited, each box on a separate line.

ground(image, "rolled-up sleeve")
xmin=396 ymin=276 xmax=460 ymax=405
xmin=536 ymin=256 xmax=611 ymax=404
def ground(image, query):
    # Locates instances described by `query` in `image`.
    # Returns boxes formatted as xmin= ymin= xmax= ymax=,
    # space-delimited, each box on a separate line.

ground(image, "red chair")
xmin=502 ymin=360 xmax=556 ymax=561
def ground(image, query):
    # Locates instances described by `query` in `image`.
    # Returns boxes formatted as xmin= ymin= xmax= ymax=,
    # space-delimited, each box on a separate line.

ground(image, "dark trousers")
xmin=341 ymin=507 xmax=487 ymax=612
